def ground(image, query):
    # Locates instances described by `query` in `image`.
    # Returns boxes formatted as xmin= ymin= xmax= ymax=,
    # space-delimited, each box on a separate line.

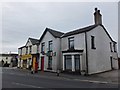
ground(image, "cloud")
xmin=1 ymin=2 xmax=118 ymax=53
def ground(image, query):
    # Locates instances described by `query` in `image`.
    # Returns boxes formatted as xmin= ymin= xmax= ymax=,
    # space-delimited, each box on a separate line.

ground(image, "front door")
xmin=41 ymin=57 xmax=44 ymax=71
xmin=110 ymin=57 xmax=113 ymax=70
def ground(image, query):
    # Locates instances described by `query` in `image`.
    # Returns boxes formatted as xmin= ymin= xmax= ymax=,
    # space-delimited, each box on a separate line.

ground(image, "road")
xmin=2 ymin=67 xmax=119 ymax=88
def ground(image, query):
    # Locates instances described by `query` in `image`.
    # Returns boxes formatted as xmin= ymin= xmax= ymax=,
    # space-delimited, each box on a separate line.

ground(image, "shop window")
xmin=64 ymin=55 xmax=72 ymax=71
xmin=74 ymin=55 xmax=80 ymax=71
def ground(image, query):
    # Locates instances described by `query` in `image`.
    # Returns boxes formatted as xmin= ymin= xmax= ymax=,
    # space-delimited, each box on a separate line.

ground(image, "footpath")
xmin=15 ymin=68 xmax=120 ymax=85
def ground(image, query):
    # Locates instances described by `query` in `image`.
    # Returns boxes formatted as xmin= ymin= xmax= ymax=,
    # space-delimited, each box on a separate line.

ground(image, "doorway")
xmin=41 ymin=57 xmax=44 ymax=71
xmin=110 ymin=57 xmax=113 ymax=70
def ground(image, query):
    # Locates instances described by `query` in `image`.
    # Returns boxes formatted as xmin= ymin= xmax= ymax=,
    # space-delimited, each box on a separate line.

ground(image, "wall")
xmin=39 ymin=31 xmax=61 ymax=72
xmin=87 ymin=26 xmax=116 ymax=74
xmin=0 ymin=56 xmax=12 ymax=64
xmin=61 ymin=33 xmax=87 ymax=71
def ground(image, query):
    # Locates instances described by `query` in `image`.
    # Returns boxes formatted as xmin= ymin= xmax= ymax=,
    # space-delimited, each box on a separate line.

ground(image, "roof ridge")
xmin=46 ymin=27 xmax=64 ymax=34
xmin=61 ymin=24 xmax=98 ymax=37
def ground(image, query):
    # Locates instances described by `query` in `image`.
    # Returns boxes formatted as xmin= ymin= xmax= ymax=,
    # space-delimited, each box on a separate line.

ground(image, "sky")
xmin=0 ymin=1 xmax=119 ymax=54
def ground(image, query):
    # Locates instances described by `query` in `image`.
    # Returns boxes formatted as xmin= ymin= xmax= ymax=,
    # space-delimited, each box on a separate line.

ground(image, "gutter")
xmin=85 ymin=32 xmax=88 ymax=75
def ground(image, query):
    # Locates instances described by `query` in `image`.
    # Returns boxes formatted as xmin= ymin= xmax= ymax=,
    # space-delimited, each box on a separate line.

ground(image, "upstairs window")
xmin=37 ymin=45 xmax=39 ymax=53
xmin=68 ymin=37 xmax=74 ymax=50
xmin=20 ymin=49 xmax=22 ymax=55
xmin=26 ymin=47 xmax=28 ymax=54
xmin=29 ymin=46 xmax=32 ymax=54
xmin=110 ymin=42 xmax=113 ymax=52
xmin=41 ymin=42 xmax=45 ymax=52
xmin=49 ymin=41 xmax=53 ymax=51
xmin=91 ymin=36 xmax=96 ymax=49
xmin=113 ymin=43 xmax=117 ymax=52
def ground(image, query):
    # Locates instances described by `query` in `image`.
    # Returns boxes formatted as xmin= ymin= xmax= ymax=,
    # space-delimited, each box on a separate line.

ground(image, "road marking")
xmin=12 ymin=82 xmax=43 ymax=88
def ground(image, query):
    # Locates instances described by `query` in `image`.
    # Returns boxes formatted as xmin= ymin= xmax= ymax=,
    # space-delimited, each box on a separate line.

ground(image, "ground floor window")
xmin=64 ymin=54 xmax=81 ymax=73
xmin=23 ymin=60 xmax=27 ymax=68
xmin=48 ymin=56 xmax=52 ymax=70
xmin=74 ymin=55 xmax=80 ymax=71
xmin=64 ymin=55 xmax=72 ymax=71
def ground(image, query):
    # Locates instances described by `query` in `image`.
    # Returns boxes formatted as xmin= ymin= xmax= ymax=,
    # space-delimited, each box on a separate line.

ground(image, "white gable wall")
xmin=32 ymin=45 xmax=37 ymax=54
xmin=39 ymin=31 xmax=61 ymax=72
xmin=87 ymin=26 xmax=114 ymax=74
xmin=26 ymin=39 xmax=32 ymax=46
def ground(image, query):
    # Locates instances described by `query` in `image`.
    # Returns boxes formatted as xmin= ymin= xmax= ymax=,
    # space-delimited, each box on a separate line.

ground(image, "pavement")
xmin=2 ymin=67 xmax=119 ymax=88
xmin=13 ymin=68 xmax=120 ymax=85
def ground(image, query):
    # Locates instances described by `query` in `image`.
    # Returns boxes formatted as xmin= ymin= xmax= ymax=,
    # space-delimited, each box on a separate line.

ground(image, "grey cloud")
xmin=2 ymin=2 xmax=118 ymax=53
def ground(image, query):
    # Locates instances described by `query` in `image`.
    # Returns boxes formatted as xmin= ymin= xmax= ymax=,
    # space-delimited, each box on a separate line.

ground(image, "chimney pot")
xmin=98 ymin=10 xmax=100 ymax=13
xmin=95 ymin=8 xmax=97 ymax=11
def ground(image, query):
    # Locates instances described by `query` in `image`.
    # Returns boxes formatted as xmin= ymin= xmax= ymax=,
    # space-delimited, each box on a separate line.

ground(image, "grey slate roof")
xmin=61 ymin=24 xmax=115 ymax=42
xmin=61 ymin=24 xmax=98 ymax=37
xmin=48 ymin=28 xmax=64 ymax=38
xmin=29 ymin=38 xmax=39 ymax=45
xmin=39 ymin=28 xmax=64 ymax=42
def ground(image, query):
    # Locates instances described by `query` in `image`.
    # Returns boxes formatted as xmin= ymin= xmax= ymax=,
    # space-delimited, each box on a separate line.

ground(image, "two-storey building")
xmin=61 ymin=8 xmax=118 ymax=75
xmin=18 ymin=38 xmax=39 ymax=70
xmin=39 ymin=28 xmax=64 ymax=72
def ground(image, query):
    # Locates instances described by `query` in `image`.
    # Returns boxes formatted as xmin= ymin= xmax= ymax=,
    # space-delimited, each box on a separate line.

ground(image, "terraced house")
xmin=18 ymin=8 xmax=118 ymax=75
xmin=18 ymin=38 xmax=39 ymax=70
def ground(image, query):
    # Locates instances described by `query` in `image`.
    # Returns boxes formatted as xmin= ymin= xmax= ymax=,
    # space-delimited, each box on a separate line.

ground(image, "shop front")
xmin=62 ymin=50 xmax=83 ymax=74
xmin=20 ymin=54 xmax=32 ymax=69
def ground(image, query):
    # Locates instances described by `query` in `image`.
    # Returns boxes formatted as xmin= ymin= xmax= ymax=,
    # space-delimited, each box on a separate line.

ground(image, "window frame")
xmin=26 ymin=46 xmax=28 ymax=54
xmin=29 ymin=46 xmax=32 ymax=54
xmin=41 ymin=42 xmax=45 ymax=52
xmin=64 ymin=55 xmax=72 ymax=71
xmin=48 ymin=40 xmax=53 ymax=51
xmin=113 ymin=43 xmax=116 ymax=52
xmin=48 ymin=56 xmax=52 ymax=70
xmin=91 ymin=36 xmax=96 ymax=49
xmin=68 ymin=37 xmax=74 ymax=50
xmin=110 ymin=42 xmax=113 ymax=52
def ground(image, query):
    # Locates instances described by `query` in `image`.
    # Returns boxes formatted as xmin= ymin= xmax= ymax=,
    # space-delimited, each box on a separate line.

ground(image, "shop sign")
xmin=21 ymin=54 xmax=32 ymax=60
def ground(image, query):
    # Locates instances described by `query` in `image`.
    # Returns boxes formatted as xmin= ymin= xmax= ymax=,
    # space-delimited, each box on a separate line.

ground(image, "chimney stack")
xmin=94 ymin=8 xmax=102 ymax=25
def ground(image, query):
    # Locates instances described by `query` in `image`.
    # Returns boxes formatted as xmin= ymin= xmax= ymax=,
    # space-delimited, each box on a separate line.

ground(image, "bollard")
xmin=57 ymin=69 xmax=60 ymax=76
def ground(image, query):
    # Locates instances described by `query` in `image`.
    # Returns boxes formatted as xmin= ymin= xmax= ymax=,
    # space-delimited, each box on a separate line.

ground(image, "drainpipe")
xmin=85 ymin=32 xmax=88 ymax=75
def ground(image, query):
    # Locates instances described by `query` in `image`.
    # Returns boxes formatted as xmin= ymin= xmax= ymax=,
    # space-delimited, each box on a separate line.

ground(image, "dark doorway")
xmin=110 ymin=57 xmax=113 ymax=70
xmin=41 ymin=57 xmax=44 ymax=71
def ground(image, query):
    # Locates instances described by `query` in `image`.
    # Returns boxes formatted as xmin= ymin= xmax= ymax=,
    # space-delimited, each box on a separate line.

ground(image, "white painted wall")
xmin=0 ymin=56 xmax=12 ymax=64
xmin=61 ymin=33 xmax=87 ymax=71
xmin=87 ymin=26 xmax=118 ymax=74
xmin=39 ymin=31 xmax=61 ymax=72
